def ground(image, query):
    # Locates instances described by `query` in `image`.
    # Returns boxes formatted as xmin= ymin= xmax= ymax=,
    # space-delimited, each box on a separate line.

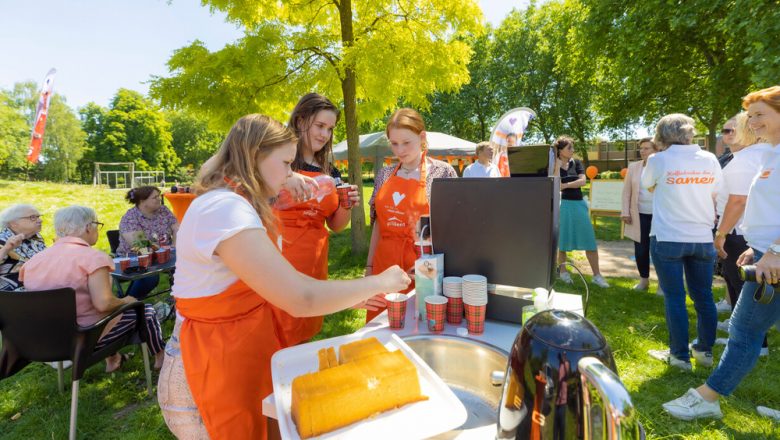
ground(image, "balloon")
xmin=620 ymin=168 xmax=628 ymax=179
xmin=585 ymin=165 xmax=598 ymax=179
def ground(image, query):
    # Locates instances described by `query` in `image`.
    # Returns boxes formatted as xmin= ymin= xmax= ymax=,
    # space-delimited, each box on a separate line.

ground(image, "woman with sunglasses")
xmin=0 ymin=204 xmax=46 ymax=291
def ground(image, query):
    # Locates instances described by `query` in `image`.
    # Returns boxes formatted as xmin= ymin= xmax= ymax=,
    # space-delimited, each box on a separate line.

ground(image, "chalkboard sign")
xmin=589 ymin=179 xmax=624 ymax=212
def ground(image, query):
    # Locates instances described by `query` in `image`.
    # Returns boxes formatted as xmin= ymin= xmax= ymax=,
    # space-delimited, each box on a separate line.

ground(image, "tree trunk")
xmin=706 ymin=122 xmax=718 ymax=154
xmin=338 ymin=0 xmax=367 ymax=254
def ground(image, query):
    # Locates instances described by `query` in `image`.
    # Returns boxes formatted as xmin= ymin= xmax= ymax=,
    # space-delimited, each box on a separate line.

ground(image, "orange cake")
xmin=337 ymin=337 xmax=388 ymax=364
xmin=291 ymin=349 xmax=427 ymax=438
xmin=317 ymin=347 xmax=338 ymax=370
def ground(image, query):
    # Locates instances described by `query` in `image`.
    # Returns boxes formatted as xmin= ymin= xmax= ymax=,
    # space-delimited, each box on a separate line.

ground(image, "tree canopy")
xmin=151 ymin=0 xmax=484 ymax=252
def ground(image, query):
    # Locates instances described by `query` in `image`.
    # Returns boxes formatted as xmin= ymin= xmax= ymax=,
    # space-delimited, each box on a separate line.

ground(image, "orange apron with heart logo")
xmin=367 ymin=153 xmax=429 ymax=322
xmin=273 ymin=169 xmax=340 ymax=345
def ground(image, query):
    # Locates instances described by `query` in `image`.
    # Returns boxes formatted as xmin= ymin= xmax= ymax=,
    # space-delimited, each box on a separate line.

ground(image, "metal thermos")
xmin=496 ymin=310 xmax=644 ymax=439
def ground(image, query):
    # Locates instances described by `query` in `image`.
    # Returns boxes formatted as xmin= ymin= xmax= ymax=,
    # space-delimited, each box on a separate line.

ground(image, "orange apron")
xmin=272 ymin=169 xmax=340 ymax=345
xmin=177 ymin=280 xmax=287 ymax=440
xmin=367 ymin=153 xmax=429 ymax=322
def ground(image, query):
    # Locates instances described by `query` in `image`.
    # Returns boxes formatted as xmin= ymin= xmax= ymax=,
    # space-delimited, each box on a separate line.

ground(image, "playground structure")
xmin=93 ymin=162 xmax=165 ymax=189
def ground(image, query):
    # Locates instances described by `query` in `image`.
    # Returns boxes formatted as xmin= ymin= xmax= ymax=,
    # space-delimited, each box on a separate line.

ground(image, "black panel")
xmin=430 ymin=177 xmax=560 ymax=291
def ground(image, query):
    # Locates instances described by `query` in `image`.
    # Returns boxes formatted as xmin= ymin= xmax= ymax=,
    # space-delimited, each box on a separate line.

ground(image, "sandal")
xmin=106 ymin=352 xmax=132 ymax=373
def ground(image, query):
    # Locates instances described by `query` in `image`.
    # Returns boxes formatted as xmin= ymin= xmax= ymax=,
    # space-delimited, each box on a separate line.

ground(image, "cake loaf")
xmin=338 ymin=337 xmax=388 ymax=364
xmin=291 ymin=349 xmax=427 ymax=438
xmin=317 ymin=347 xmax=338 ymax=370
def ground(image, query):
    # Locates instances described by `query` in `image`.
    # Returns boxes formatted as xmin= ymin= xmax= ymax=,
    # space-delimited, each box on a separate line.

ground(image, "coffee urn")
xmin=496 ymin=310 xmax=644 ymax=439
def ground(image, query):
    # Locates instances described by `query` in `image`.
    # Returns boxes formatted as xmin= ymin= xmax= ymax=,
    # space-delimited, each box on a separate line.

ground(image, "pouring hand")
xmin=736 ymin=248 xmax=755 ymax=267
xmin=283 ymin=172 xmax=318 ymax=202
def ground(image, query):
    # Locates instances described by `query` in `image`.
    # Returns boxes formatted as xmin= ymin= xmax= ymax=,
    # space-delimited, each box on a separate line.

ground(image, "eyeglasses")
xmin=91 ymin=221 xmax=105 ymax=231
xmin=721 ymin=128 xmax=735 ymax=135
xmin=20 ymin=214 xmax=42 ymax=222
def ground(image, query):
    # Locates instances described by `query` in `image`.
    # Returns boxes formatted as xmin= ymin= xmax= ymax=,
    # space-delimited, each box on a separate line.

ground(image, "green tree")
xmin=167 ymin=111 xmax=223 ymax=177
xmin=1 ymin=82 xmax=87 ymax=181
xmin=78 ymin=89 xmax=180 ymax=182
xmin=490 ymin=1 xmax=598 ymax=160
xmin=0 ymin=91 xmax=28 ymax=174
xmin=423 ymin=29 xmax=501 ymax=142
xmin=576 ymin=0 xmax=754 ymax=149
xmin=150 ymin=0 xmax=483 ymax=252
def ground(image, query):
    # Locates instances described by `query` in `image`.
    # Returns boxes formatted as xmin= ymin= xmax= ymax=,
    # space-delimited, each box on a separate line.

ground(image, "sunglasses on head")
xmin=721 ymin=128 xmax=734 ymax=135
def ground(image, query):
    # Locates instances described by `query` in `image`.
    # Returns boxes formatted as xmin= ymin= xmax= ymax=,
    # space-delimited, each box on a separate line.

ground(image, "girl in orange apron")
xmin=159 ymin=114 xmax=410 ymax=440
xmin=366 ymin=108 xmax=436 ymax=322
xmin=272 ymin=93 xmax=358 ymax=346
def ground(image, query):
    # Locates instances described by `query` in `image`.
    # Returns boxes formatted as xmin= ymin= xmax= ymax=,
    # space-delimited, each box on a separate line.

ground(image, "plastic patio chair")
xmin=106 ymin=229 xmax=120 ymax=256
xmin=0 ymin=288 xmax=153 ymax=440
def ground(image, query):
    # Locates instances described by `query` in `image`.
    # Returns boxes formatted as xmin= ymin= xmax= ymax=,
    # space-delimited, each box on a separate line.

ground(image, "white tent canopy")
xmin=332 ymin=131 xmax=476 ymax=161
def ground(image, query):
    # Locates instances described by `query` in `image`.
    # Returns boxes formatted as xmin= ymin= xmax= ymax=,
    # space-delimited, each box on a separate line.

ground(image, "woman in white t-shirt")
xmin=663 ymin=86 xmax=780 ymax=421
xmin=713 ymin=111 xmax=773 ymax=352
xmin=641 ymin=113 xmax=722 ymax=371
xmin=157 ymin=114 xmax=410 ymax=439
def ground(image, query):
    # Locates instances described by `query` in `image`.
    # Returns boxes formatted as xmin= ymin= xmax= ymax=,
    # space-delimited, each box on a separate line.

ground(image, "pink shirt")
xmin=20 ymin=236 xmax=115 ymax=327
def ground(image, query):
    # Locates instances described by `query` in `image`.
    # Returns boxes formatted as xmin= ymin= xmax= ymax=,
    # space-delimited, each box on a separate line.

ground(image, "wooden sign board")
xmin=588 ymin=179 xmax=625 ymax=239
xmin=589 ymin=179 xmax=624 ymax=212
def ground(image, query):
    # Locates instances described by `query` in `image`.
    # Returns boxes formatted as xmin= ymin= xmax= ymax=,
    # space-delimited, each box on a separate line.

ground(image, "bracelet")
xmin=715 ymin=230 xmax=728 ymax=239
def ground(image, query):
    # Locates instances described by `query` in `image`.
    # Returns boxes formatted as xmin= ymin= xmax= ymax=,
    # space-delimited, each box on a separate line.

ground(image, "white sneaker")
xmin=691 ymin=348 xmax=714 ymax=367
xmin=717 ymin=318 xmax=731 ymax=333
xmin=656 ymin=286 xmax=665 ymax=297
xmin=559 ymin=271 xmax=573 ymax=284
xmin=663 ymin=388 xmax=723 ymax=420
xmin=715 ymin=298 xmax=732 ymax=314
xmin=648 ymin=349 xmax=692 ymax=371
xmin=592 ymin=274 xmax=610 ymax=288
xmin=46 ymin=360 xmax=72 ymax=369
xmin=715 ymin=338 xmax=729 ymax=346
xmin=760 ymin=347 xmax=769 ymax=357
xmin=632 ymin=282 xmax=649 ymax=291
xmin=757 ymin=405 xmax=780 ymax=420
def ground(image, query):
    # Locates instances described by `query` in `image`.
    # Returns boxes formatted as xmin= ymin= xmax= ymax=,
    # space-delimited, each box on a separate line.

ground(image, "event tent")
xmin=332 ymin=131 xmax=477 ymax=162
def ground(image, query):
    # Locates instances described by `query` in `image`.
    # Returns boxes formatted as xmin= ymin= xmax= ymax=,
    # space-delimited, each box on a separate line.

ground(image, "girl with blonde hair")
xmin=158 ymin=114 xmax=410 ymax=439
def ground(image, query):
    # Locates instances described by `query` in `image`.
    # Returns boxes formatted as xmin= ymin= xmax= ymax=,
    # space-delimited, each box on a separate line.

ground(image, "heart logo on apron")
xmin=392 ymin=191 xmax=406 ymax=206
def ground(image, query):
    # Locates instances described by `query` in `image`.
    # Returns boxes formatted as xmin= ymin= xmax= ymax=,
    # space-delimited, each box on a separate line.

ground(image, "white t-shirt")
xmin=172 ymin=189 xmax=266 ymax=299
xmin=716 ymin=143 xmax=773 ymax=234
xmin=741 ymin=146 xmax=780 ymax=252
xmin=463 ymin=161 xmax=500 ymax=178
xmin=641 ymin=144 xmax=722 ymax=242
xmin=638 ymin=185 xmax=653 ymax=215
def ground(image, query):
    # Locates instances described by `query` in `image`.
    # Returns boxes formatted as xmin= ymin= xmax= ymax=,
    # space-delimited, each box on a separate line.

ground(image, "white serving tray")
xmin=271 ymin=332 xmax=467 ymax=440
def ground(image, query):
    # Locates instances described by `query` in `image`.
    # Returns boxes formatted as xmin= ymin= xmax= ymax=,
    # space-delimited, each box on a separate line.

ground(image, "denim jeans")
xmin=707 ymin=249 xmax=779 ymax=396
xmin=650 ymin=238 xmax=717 ymax=361
xmin=126 ymin=274 xmax=160 ymax=300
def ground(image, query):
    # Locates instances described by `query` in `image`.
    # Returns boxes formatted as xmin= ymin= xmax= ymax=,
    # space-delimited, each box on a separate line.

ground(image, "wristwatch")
xmin=768 ymin=243 xmax=780 ymax=256
xmin=715 ymin=230 xmax=728 ymax=239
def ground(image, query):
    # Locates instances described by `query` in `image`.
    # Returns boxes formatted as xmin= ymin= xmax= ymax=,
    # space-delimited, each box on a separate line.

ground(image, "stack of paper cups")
xmin=462 ymin=275 xmax=488 ymax=306
xmin=443 ymin=277 xmax=464 ymax=324
xmin=462 ymin=274 xmax=488 ymax=334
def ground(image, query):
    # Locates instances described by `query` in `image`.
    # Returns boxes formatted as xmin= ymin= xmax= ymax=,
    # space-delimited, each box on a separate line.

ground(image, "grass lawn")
xmin=2 ymin=180 xmax=780 ymax=439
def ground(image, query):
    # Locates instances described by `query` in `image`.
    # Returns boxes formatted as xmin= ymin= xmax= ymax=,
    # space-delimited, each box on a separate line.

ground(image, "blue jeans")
xmin=707 ymin=249 xmax=779 ymax=396
xmin=126 ymin=274 xmax=160 ymax=300
xmin=651 ymin=238 xmax=717 ymax=361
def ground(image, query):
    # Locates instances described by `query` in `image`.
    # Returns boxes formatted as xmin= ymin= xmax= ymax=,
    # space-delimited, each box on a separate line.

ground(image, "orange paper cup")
xmin=425 ymin=295 xmax=448 ymax=332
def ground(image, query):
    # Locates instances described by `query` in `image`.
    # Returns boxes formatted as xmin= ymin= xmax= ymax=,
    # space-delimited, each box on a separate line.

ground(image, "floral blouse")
xmin=369 ymin=158 xmax=458 ymax=225
xmin=117 ymin=206 xmax=178 ymax=255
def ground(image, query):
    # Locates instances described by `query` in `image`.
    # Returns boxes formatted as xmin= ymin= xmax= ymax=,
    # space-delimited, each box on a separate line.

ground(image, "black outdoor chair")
xmin=106 ymin=229 xmax=120 ymax=256
xmin=0 ymin=288 xmax=153 ymax=440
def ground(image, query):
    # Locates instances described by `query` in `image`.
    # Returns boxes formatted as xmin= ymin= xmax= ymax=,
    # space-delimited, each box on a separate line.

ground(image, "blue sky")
xmin=0 ymin=0 xmax=527 ymax=109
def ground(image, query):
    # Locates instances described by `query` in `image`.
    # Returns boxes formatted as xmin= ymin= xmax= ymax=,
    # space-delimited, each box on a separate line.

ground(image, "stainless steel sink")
xmin=403 ymin=334 xmax=508 ymax=439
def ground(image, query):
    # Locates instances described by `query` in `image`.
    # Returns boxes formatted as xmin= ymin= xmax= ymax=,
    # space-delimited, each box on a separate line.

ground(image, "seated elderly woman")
xmin=20 ymin=206 xmax=165 ymax=371
xmin=0 ymin=204 xmax=46 ymax=291
xmin=117 ymin=186 xmax=179 ymax=299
